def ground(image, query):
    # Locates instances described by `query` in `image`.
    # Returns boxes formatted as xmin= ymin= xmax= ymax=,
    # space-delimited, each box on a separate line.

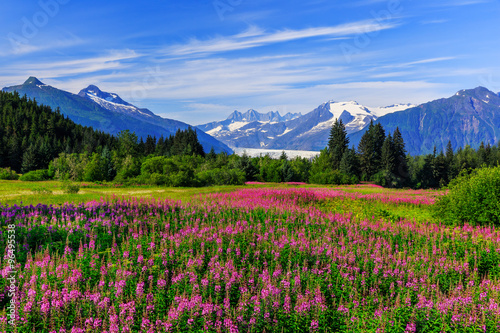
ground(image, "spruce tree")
xmin=21 ymin=143 xmax=38 ymax=173
xmin=206 ymin=147 xmax=217 ymax=161
xmin=381 ymin=134 xmax=395 ymax=175
xmin=372 ymin=123 xmax=386 ymax=173
xmin=358 ymin=121 xmax=386 ymax=180
xmin=392 ymin=127 xmax=408 ymax=182
xmin=328 ymin=118 xmax=349 ymax=170
xmin=339 ymin=147 xmax=360 ymax=178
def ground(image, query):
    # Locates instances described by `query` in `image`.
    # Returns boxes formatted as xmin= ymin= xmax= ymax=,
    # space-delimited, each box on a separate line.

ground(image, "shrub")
xmin=168 ymin=169 xmax=199 ymax=187
xmin=435 ymin=166 xmax=500 ymax=226
xmin=19 ymin=169 xmax=51 ymax=181
xmin=309 ymin=170 xmax=355 ymax=185
xmin=62 ymin=181 xmax=80 ymax=194
xmin=197 ymin=168 xmax=246 ymax=186
xmin=0 ymin=167 xmax=19 ymax=180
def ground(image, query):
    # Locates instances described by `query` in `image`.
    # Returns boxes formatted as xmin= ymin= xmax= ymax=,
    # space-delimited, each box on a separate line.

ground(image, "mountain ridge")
xmin=348 ymin=86 xmax=500 ymax=155
xmin=198 ymin=101 xmax=414 ymax=151
xmin=2 ymin=77 xmax=232 ymax=154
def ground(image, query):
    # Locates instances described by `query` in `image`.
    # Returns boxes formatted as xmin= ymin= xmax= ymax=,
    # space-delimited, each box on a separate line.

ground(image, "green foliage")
xmin=62 ymin=181 xmax=80 ymax=194
xmin=0 ymin=167 xmax=19 ymax=180
xmin=0 ymin=91 xmax=117 ymax=173
xmin=358 ymin=121 xmax=385 ymax=181
xmin=328 ymin=118 xmax=349 ymax=170
xmin=197 ymin=168 xmax=245 ymax=186
xmin=435 ymin=166 xmax=500 ymax=226
xmin=50 ymin=153 xmax=89 ymax=181
xmin=233 ymin=153 xmax=258 ymax=181
xmin=339 ymin=147 xmax=360 ymax=178
xmin=309 ymin=169 xmax=356 ymax=185
xmin=19 ymin=169 xmax=52 ymax=181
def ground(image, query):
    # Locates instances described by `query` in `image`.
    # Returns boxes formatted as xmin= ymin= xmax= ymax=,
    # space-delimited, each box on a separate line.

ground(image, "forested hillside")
xmin=2 ymin=91 xmax=500 ymax=189
xmin=0 ymin=90 xmax=116 ymax=173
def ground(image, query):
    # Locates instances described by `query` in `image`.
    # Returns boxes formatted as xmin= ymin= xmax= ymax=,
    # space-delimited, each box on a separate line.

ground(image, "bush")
xmin=197 ymin=168 xmax=246 ymax=186
xmin=169 ymin=169 xmax=199 ymax=187
xmin=309 ymin=170 xmax=356 ymax=185
xmin=0 ymin=167 xmax=19 ymax=180
xmin=62 ymin=181 xmax=80 ymax=194
xmin=435 ymin=166 xmax=500 ymax=226
xmin=19 ymin=169 xmax=52 ymax=181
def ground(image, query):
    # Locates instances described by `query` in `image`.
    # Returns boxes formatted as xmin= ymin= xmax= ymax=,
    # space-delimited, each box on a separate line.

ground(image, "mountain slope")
xmin=199 ymin=101 xmax=413 ymax=151
xmin=348 ymin=87 xmax=500 ymax=155
xmin=3 ymin=77 xmax=231 ymax=153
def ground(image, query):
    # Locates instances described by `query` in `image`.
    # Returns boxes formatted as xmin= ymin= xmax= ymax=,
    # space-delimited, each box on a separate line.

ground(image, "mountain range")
xmin=2 ymin=77 xmax=231 ymax=154
xmin=198 ymin=101 xmax=414 ymax=151
xmin=4 ymin=77 xmax=500 ymax=157
xmin=199 ymin=87 xmax=500 ymax=155
xmin=348 ymin=87 xmax=500 ymax=155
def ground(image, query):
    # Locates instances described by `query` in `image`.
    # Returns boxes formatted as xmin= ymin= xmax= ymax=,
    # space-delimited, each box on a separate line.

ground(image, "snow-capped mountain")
xmin=198 ymin=101 xmax=414 ymax=151
xmin=348 ymin=87 xmax=500 ymax=155
xmin=78 ymin=85 xmax=156 ymax=118
xmin=2 ymin=77 xmax=232 ymax=153
xmin=199 ymin=109 xmax=302 ymax=134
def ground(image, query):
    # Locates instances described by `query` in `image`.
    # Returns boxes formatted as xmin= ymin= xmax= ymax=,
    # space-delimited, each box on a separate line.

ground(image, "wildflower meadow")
xmin=1 ymin=185 xmax=500 ymax=332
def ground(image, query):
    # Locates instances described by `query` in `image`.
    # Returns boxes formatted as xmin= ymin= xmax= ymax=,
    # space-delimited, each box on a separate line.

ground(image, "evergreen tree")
xmin=339 ymin=147 xmax=360 ymax=178
xmin=418 ymin=153 xmax=437 ymax=188
xmin=358 ymin=121 xmax=385 ymax=180
xmin=7 ymin=136 xmax=21 ymax=172
xmin=21 ymin=143 xmax=38 ymax=173
xmin=280 ymin=159 xmax=295 ymax=182
xmin=358 ymin=122 xmax=375 ymax=180
xmin=236 ymin=153 xmax=258 ymax=181
xmin=381 ymin=134 xmax=395 ymax=175
xmin=392 ymin=127 xmax=409 ymax=184
xmin=328 ymin=118 xmax=349 ymax=170
xmin=206 ymin=147 xmax=217 ymax=162
xmin=117 ymin=130 xmax=138 ymax=158
xmin=279 ymin=151 xmax=288 ymax=161
xmin=156 ymin=136 xmax=166 ymax=156
xmin=372 ymin=123 xmax=386 ymax=173
xmin=477 ymin=141 xmax=487 ymax=166
xmin=433 ymin=151 xmax=448 ymax=187
xmin=144 ymin=135 xmax=156 ymax=156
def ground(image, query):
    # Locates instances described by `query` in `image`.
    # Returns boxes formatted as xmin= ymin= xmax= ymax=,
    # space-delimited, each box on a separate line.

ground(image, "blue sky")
xmin=1 ymin=0 xmax=499 ymax=124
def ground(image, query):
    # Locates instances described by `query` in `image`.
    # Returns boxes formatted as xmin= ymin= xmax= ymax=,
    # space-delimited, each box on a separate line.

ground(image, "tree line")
xmin=1 ymin=91 xmax=499 ymax=188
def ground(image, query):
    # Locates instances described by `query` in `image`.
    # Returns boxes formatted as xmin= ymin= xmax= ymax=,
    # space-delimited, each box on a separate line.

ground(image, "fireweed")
xmin=0 ymin=188 xmax=499 ymax=332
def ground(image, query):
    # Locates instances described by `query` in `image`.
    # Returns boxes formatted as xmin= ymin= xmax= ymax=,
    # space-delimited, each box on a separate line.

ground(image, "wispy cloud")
xmin=378 ymin=57 xmax=456 ymax=69
xmin=1 ymin=49 xmax=141 ymax=85
xmin=0 ymin=33 xmax=84 ymax=57
xmin=163 ymin=20 xmax=399 ymax=57
xmin=420 ymin=19 xmax=449 ymax=25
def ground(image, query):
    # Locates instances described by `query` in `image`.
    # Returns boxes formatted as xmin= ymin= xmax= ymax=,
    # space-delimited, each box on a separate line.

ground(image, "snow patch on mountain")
xmin=198 ymin=100 xmax=414 ymax=151
xmin=84 ymin=92 xmax=154 ymax=118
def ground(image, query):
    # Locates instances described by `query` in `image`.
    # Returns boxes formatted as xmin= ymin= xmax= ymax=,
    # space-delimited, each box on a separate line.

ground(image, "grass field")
xmin=3 ymin=181 xmax=499 ymax=332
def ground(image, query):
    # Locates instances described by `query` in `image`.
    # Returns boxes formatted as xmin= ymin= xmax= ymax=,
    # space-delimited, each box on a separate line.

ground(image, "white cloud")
xmin=163 ymin=20 xmax=399 ymax=57
xmin=378 ymin=57 xmax=456 ymax=69
xmin=420 ymin=19 xmax=449 ymax=25
xmin=0 ymin=31 xmax=85 ymax=57
xmin=2 ymin=49 xmax=141 ymax=83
